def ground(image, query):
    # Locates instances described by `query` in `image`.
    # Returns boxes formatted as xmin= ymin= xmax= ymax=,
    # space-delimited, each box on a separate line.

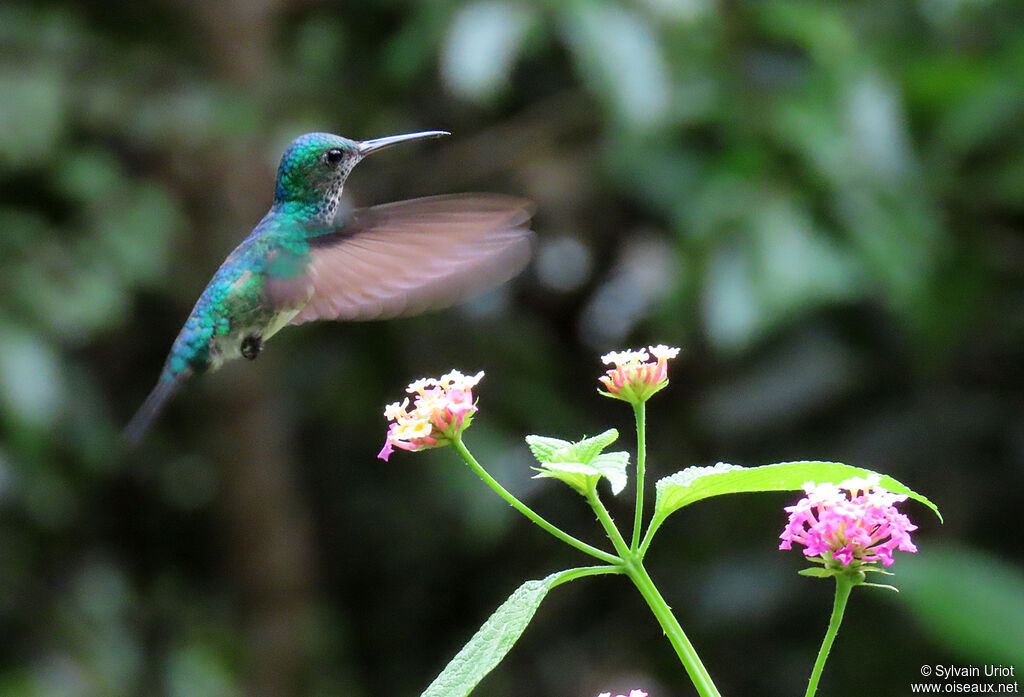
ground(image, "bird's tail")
xmin=122 ymin=373 xmax=185 ymax=448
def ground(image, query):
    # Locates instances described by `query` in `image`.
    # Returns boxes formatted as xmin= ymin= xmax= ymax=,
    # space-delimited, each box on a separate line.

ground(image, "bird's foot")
xmin=241 ymin=335 xmax=263 ymax=360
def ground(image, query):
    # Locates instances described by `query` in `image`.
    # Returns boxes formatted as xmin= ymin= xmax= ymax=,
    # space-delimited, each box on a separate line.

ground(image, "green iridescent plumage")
xmin=125 ymin=131 xmax=535 ymax=445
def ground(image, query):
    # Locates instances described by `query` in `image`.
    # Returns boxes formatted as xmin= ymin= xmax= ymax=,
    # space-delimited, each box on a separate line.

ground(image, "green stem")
xmin=453 ymin=434 xmax=718 ymax=696
xmin=450 ymin=436 xmax=620 ymax=565
xmin=585 ymin=489 xmax=632 ymax=560
xmin=637 ymin=516 xmax=661 ymax=557
xmin=585 ymin=490 xmax=719 ymax=697
xmin=626 ymin=559 xmax=721 ymax=697
xmin=631 ymin=402 xmax=647 ymax=553
xmin=805 ymin=575 xmax=855 ymax=697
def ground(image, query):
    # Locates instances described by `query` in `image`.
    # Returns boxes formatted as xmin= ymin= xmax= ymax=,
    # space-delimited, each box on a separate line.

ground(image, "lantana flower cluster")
xmin=779 ymin=474 xmax=918 ymax=567
xmin=598 ymin=344 xmax=680 ymax=405
xmin=378 ymin=370 xmax=483 ymax=461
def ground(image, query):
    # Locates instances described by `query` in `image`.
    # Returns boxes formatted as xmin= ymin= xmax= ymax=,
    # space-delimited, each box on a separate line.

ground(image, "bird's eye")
xmin=324 ymin=148 xmax=345 ymax=165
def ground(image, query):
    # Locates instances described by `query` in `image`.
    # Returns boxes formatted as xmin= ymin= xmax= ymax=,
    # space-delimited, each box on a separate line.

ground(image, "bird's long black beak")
xmin=357 ymin=130 xmax=450 ymax=157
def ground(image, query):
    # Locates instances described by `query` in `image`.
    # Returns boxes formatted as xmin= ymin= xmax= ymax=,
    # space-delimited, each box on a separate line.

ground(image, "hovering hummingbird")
xmin=124 ymin=130 xmax=534 ymax=444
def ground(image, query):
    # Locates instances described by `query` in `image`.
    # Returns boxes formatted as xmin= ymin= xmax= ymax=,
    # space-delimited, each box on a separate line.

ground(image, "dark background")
xmin=1 ymin=1 xmax=1022 ymax=695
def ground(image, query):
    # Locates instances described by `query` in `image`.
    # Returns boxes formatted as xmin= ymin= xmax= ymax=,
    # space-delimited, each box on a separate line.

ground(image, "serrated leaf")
xmin=798 ymin=567 xmax=834 ymax=578
xmin=533 ymin=450 xmax=631 ymax=497
xmin=652 ymin=462 xmax=742 ymax=518
xmin=659 ymin=462 xmax=744 ymax=491
xmin=529 ymin=429 xmax=629 ymax=497
xmin=532 ymin=461 xmax=597 ymax=496
xmin=651 ymin=460 xmax=940 ymax=534
xmin=525 ymin=435 xmax=573 ymax=464
xmin=572 ymin=428 xmax=619 ymax=464
xmin=589 ymin=451 xmax=630 ymax=495
xmin=421 ymin=570 xmax=567 ymax=697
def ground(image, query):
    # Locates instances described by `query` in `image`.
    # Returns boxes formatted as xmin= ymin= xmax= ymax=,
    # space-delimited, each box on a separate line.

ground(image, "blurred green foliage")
xmin=0 ymin=0 xmax=1021 ymax=695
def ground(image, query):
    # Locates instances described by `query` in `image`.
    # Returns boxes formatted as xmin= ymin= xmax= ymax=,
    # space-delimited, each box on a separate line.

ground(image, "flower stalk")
xmin=451 ymin=435 xmax=620 ymax=565
xmin=631 ymin=402 xmax=646 ymax=552
xmin=580 ymin=396 xmax=719 ymax=697
xmin=805 ymin=574 xmax=855 ymax=697
xmin=780 ymin=476 xmax=919 ymax=694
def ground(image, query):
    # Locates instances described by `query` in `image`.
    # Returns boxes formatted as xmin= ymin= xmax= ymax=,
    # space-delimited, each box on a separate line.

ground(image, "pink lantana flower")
xmin=598 ymin=344 xmax=680 ymax=405
xmin=779 ymin=474 xmax=918 ymax=569
xmin=597 ymin=691 xmax=648 ymax=697
xmin=378 ymin=370 xmax=483 ymax=461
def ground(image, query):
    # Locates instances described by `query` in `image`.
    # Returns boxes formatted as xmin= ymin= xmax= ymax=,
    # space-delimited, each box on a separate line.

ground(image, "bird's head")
xmin=272 ymin=130 xmax=449 ymax=220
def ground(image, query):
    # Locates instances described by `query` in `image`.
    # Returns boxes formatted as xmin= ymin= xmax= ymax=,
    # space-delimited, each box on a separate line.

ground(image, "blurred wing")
xmin=284 ymin=194 xmax=534 ymax=324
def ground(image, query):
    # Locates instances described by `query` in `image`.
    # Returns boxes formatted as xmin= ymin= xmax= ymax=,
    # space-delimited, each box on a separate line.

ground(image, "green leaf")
xmin=526 ymin=429 xmax=619 ymax=465
xmin=572 ymin=428 xmax=619 ymax=463
xmin=532 ymin=450 xmax=630 ymax=496
xmin=652 ymin=462 xmax=742 ymax=517
xmin=525 ymin=435 xmax=573 ymax=463
xmin=532 ymin=461 xmax=600 ymax=496
xmin=421 ymin=570 xmax=568 ymax=697
xmin=528 ymin=429 xmax=628 ymax=496
xmin=894 ymin=544 xmax=1024 ymax=665
xmin=798 ymin=567 xmax=833 ymax=578
xmin=441 ymin=1 xmax=536 ymax=103
xmin=652 ymin=461 xmax=941 ymax=533
xmin=862 ymin=582 xmax=899 ymax=592
xmin=0 ymin=322 xmax=66 ymax=430
xmin=589 ymin=452 xmax=630 ymax=495
xmin=559 ymin=1 xmax=669 ymax=130
xmin=0 ymin=68 xmax=65 ymax=166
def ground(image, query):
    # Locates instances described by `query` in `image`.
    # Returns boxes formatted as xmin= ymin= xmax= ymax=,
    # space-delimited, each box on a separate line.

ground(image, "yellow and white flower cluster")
xmin=378 ymin=370 xmax=484 ymax=460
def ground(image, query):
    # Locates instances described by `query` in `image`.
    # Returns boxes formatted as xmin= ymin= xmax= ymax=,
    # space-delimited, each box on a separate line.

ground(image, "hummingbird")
xmin=124 ymin=130 xmax=534 ymax=445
